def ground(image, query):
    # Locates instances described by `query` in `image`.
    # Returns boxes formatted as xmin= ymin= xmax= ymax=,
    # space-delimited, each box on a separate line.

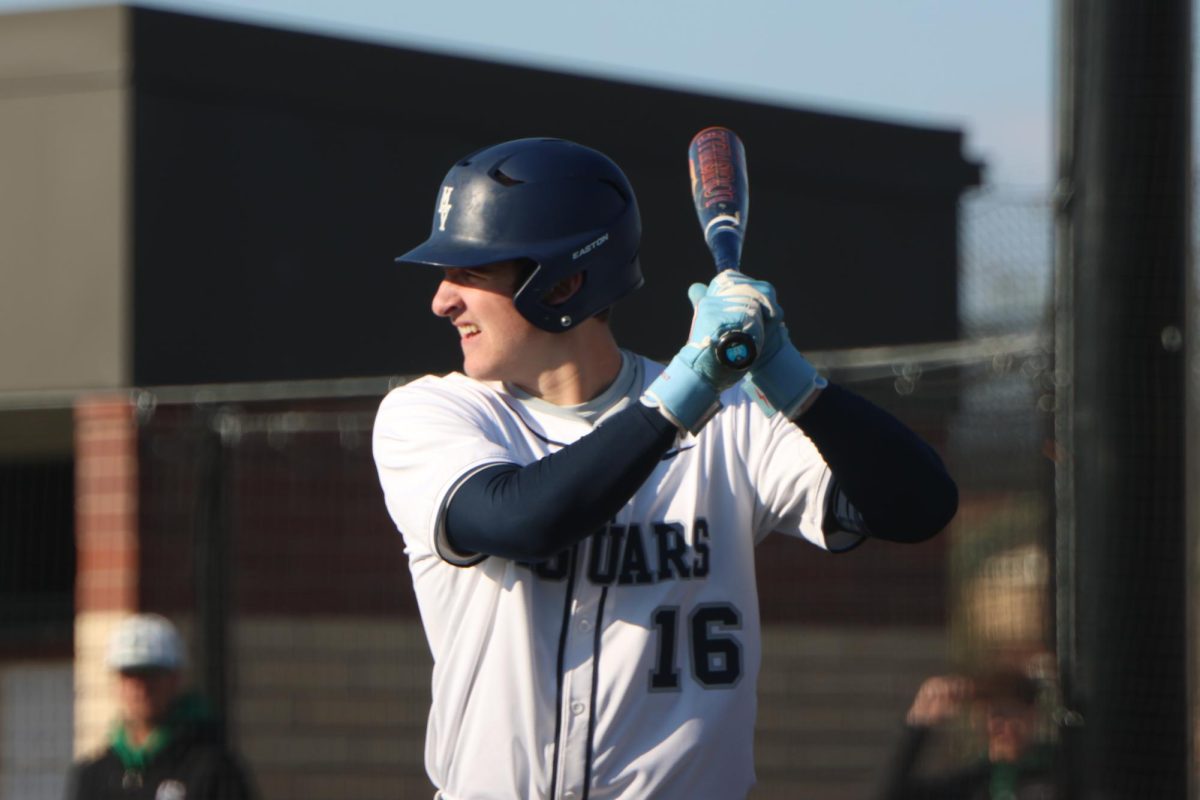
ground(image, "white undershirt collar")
xmin=506 ymin=350 xmax=643 ymax=426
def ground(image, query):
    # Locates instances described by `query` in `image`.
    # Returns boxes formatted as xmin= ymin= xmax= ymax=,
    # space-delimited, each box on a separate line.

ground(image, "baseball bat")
xmin=687 ymin=126 xmax=755 ymax=370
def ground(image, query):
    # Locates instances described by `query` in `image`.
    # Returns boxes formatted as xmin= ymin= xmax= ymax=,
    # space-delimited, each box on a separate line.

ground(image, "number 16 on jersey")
xmin=650 ymin=603 xmax=743 ymax=690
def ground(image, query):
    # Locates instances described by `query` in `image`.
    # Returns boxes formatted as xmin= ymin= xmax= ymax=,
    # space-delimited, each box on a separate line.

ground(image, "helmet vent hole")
xmin=600 ymin=179 xmax=629 ymax=203
xmin=490 ymin=168 xmax=525 ymax=187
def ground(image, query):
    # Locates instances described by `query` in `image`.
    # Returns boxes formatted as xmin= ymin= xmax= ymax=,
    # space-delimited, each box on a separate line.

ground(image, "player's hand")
xmin=906 ymin=675 xmax=971 ymax=727
xmin=738 ymin=280 xmax=826 ymax=419
xmin=691 ymin=270 xmax=773 ymax=381
xmin=641 ymin=271 xmax=769 ymax=433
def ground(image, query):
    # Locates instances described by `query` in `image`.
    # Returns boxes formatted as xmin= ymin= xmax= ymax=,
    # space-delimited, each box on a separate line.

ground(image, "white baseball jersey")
xmin=372 ymin=353 xmax=862 ymax=800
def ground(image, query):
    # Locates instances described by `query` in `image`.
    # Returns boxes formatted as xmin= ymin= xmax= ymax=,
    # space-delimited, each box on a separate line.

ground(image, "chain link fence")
xmin=0 ymin=187 xmax=1066 ymax=799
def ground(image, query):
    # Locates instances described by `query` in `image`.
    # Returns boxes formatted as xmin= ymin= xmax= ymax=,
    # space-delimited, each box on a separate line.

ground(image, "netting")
xmin=2 ymin=187 xmax=1068 ymax=799
xmin=107 ymin=186 xmax=1056 ymax=798
xmin=0 ymin=456 xmax=75 ymax=799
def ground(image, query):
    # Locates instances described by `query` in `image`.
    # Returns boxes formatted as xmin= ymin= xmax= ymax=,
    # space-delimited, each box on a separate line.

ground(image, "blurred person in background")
xmin=877 ymin=666 xmax=1061 ymax=800
xmin=65 ymin=613 xmax=256 ymax=800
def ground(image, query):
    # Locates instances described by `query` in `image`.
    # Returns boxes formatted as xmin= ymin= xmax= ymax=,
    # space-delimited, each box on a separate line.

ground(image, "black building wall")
xmin=130 ymin=8 xmax=981 ymax=386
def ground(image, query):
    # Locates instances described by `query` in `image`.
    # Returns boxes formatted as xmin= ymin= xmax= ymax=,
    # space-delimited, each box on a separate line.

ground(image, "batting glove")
xmin=642 ymin=271 xmax=769 ymax=433
xmin=739 ymin=287 xmax=826 ymax=419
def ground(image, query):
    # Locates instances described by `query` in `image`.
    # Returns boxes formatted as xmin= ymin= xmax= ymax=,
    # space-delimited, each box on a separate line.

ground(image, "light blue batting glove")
xmin=739 ymin=284 xmax=827 ymax=419
xmin=642 ymin=271 xmax=769 ymax=433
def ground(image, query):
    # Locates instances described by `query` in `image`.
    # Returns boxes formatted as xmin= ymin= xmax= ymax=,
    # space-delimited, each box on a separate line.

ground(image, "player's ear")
xmin=543 ymin=273 xmax=584 ymax=306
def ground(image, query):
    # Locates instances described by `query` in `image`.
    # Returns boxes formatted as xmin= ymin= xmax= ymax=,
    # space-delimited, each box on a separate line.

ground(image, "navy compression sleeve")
xmin=794 ymin=383 xmax=958 ymax=542
xmin=444 ymin=402 xmax=679 ymax=561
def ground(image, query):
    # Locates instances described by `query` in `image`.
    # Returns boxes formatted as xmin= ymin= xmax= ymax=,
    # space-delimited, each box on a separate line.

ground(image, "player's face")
xmin=431 ymin=262 xmax=552 ymax=384
xmin=117 ymin=668 xmax=182 ymax=727
xmin=982 ymin=700 xmax=1037 ymax=763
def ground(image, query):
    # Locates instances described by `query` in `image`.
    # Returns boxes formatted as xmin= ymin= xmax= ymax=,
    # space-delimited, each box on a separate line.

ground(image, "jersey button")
xmin=571 ymin=701 xmax=585 ymax=715
xmin=578 ymin=619 xmax=592 ymax=632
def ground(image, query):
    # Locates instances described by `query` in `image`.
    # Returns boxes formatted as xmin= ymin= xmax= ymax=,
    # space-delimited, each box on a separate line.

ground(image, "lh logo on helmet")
xmin=438 ymin=186 xmax=455 ymax=231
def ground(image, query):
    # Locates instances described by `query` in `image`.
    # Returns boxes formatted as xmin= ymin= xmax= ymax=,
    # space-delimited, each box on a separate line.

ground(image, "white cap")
xmin=106 ymin=614 xmax=186 ymax=672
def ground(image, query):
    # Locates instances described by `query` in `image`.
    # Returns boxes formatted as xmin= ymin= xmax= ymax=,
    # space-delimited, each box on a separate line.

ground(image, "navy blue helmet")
xmin=396 ymin=138 xmax=643 ymax=332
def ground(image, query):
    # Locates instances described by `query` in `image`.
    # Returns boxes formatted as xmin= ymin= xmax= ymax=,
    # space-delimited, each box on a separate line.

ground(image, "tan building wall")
xmin=0 ymin=6 xmax=128 ymax=394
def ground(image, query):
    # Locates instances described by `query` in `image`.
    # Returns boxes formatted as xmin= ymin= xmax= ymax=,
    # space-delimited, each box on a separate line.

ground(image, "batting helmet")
xmin=396 ymin=138 xmax=643 ymax=332
xmin=107 ymin=613 xmax=186 ymax=672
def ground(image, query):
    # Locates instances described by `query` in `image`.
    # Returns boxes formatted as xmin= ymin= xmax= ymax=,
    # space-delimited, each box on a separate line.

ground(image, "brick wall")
xmin=73 ymin=395 xmax=141 ymax=755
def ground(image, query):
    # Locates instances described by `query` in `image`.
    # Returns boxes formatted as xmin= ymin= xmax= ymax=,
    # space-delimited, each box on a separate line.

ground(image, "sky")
xmin=0 ymin=0 xmax=1056 ymax=188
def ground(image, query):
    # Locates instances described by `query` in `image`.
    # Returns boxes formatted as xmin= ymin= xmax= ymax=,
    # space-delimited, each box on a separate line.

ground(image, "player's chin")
xmin=457 ymin=339 xmax=482 ymax=374
xmin=460 ymin=355 xmax=499 ymax=382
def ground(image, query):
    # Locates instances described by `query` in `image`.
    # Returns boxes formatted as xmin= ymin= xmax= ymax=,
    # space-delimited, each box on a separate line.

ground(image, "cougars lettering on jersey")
xmin=524 ymin=520 xmax=710 ymax=585
xmin=373 ymin=354 xmax=861 ymax=800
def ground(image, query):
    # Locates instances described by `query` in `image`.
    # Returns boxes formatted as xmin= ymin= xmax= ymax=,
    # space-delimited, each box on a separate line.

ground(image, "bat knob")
xmin=715 ymin=330 xmax=757 ymax=370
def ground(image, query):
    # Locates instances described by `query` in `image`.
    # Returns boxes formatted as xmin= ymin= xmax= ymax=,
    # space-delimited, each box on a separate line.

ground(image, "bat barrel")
xmin=689 ymin=125 xmax=754 ymax=368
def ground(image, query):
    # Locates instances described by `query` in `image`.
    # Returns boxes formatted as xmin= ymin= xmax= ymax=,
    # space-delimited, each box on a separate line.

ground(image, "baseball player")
xmin=373 ymin=138 xmax=958 ymax=800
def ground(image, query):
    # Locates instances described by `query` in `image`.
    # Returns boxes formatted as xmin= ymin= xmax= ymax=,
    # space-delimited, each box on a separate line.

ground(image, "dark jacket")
xmin=66 ymin=694 xmax=255 ymax=800
xmin=878 ymin=726 xmax=1060 ymax=800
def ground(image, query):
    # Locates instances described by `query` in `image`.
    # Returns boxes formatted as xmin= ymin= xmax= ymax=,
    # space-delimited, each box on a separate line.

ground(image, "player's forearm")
xmin=444 ymin=402 xmax=679 ymax=561
xmin=794 ymin=383 xmax=958 ymax=542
